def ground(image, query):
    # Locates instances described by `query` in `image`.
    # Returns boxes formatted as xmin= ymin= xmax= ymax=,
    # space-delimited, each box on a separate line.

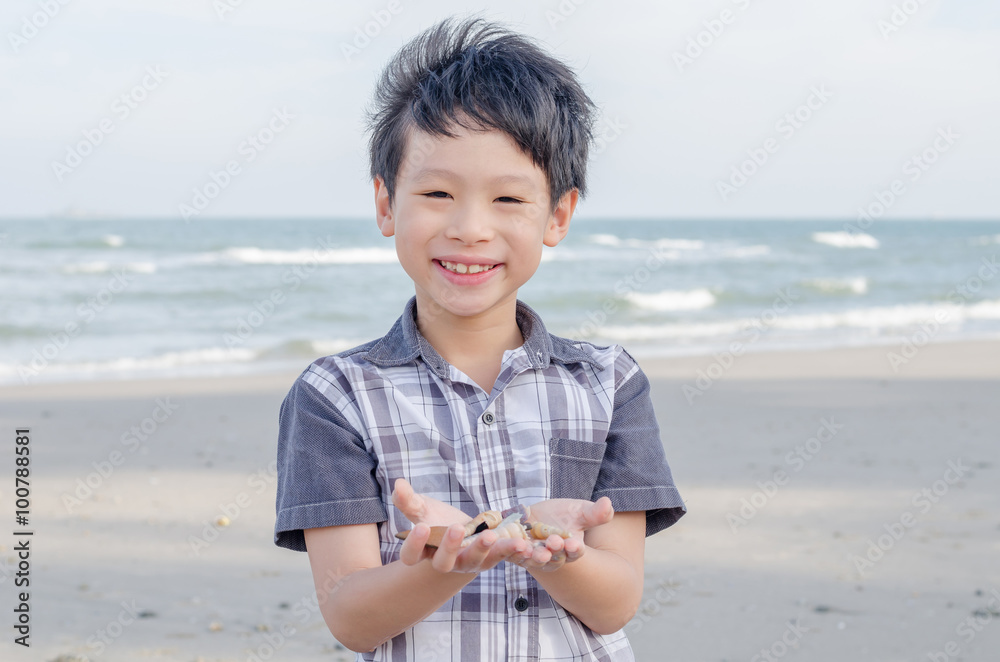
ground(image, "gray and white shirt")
xmin=275 ymin=296 xmax=686 ymax=661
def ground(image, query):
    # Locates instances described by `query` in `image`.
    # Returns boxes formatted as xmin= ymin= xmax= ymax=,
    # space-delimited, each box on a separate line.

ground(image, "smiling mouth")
xmin=436 ymin=260 xmax=499 ymax=275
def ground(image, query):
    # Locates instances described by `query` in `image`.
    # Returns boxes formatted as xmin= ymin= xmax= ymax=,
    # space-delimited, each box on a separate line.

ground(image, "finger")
xmin=399 ymin=523 xmax=431 ymax=566
xmin=530 ymin=544 xmax=552 ymax=566
xmin=544 ymin=549 xmax=567 ymax=570
xmin=430 ymin=524 xmax=465 ymax=574
xmin=498 ymin=538 xmax=532 ymax=564
xmin=579 ymin=496 xmax=614 ymax=530
xmin=544 ymin=534 xmax=565 ymax=553
xmin=455 ymin=530 xmax=496 ymax=572
xmin=392 ymin=478 xmax=425 ymax=522
xmin=563 ymin=537 xmax=584 ymax=562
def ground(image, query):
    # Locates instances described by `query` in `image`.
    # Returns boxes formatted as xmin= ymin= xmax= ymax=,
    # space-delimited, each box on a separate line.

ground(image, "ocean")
xmin=2 ymin=218 xmax=999 ymax=385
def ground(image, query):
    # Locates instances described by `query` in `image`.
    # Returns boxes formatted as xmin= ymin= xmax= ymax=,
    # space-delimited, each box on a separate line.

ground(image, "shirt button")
xmin=482 ymin=411 xmax=495 ymax=425
xmin=514 ymin=595 xmax=529 ymax=612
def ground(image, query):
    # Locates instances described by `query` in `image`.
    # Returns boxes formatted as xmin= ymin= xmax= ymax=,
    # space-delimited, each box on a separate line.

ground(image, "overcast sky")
xmin=1 ymin=0 xmax=998 ymax=221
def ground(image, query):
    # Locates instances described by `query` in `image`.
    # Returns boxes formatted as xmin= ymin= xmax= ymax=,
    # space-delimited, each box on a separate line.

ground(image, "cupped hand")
xmin=391 ymin=478 xmax=534 ymax=574
xmin=513 ymin=496 xmax=615 ymax=573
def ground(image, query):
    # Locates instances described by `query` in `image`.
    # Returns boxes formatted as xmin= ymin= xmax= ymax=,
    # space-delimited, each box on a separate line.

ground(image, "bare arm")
xmin=303 ymin=480 xmax=533 ymax=652
xmin=524 ymin=509 xmax=646 ymax=634
xmin=304 ymin=523 xmax=470 ymax=651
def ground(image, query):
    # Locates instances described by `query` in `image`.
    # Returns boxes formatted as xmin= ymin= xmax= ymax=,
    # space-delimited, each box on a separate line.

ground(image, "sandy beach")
xmin=1 ymin=340 xmax=998 ymax=662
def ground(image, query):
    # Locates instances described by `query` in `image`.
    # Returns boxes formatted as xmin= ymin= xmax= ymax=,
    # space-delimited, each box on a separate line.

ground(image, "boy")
xmin=275 ymin=16 xmax=685 ymax=661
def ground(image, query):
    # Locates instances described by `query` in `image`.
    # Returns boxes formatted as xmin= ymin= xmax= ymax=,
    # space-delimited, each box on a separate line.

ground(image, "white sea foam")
xmin=812 ymin=231 xmax=880 ymax=249
xmin=586 ymin=234 xmax=705 ymax=251
xmin=648 ymin=238 xmax=705 ymax=251
xmin=126 ymin=262 xmax=157 ymax=274
xmin=724 ymin=244 xmax=771 ymax=259
xmin=626 ymin=289 xmax=716 ymax=312
xmin=310 ymin=339 xmax=367 ymax=355
xmin=972 ymin=234 xmax=1000 ymax=246
xmin=806 ymin=277 xmax=869 ymax=295
xmin=591 ymin=301 xmax=998 ymax=342
xmin=968 ymin=299 xmax=1000 ymax=319
xmin=588 ymin=233 xmax=622 ymax=246
xmin=595 ymin=320 xmax=747 ymax=341
xmin=62 ymin=261 xmax=156 ymax=274
xmin=63 ymin=261 xmax=112 ymax=274
xmin=102 ymin=234 xmax=124 ymax=247
xmin=39 ymin=348 xmax=255 ymax=375
xmin=0 ymin=347 xmax=261 ymax=384
xmin=220 ymin=246 xmax=398 ymax=265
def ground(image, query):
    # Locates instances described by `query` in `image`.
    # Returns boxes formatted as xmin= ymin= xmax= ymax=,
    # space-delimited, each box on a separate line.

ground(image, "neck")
xmin=413 ymin=295 xmax=524 ymax=369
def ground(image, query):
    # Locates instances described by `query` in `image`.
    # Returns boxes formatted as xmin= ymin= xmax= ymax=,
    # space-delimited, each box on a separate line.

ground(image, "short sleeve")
xmin=274 ymin=374 xmax=387 ymax=551
xmin=592 ymin=348 xmax=686 ymax=536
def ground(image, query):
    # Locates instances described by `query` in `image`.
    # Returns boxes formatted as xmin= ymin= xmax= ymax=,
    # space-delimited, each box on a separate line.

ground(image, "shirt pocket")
xmin=549 ymin=437 xmax=607 ymax=500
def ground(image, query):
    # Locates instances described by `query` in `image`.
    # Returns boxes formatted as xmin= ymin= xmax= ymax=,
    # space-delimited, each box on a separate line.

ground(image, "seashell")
xmin=465 ymin=510 xmax=503 ymax=536
xmin=489 ymin=513 xmax=529 ymax=540
xmin=395 ymin=509 xmax=567 ymax=549
xmin=461 ymin=512 xmax=527 ymax=547
xmin=527 ymin=521 xmax=571 ymax=540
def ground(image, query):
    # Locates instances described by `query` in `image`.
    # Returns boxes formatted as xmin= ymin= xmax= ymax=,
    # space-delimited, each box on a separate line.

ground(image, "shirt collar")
xmin=364 ymin=296 xmax=604 ymax=379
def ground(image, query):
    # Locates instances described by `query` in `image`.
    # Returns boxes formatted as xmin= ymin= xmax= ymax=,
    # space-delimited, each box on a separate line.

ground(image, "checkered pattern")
xmin=275 ymin=296 xmax=685 ymax=661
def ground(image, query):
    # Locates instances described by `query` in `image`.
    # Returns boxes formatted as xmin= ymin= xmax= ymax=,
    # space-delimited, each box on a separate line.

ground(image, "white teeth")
xmin=439 ymin=260 xmax=495 ymax=275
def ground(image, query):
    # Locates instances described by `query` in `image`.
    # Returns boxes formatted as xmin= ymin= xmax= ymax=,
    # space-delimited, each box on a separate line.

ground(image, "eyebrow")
xmin=411 ymin=168 xmax=536 ymax=188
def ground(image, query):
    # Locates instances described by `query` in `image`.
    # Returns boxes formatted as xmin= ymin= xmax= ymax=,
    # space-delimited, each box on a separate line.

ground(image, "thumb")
xmin=392 ymin=478 xmax=425 ymax=521
xmin=579 ymin=497 xmax=614 ymax=530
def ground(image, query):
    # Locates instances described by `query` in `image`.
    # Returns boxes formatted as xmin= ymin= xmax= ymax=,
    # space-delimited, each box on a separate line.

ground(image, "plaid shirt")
xmin=275 ymin=296 xmax=685 ymax=661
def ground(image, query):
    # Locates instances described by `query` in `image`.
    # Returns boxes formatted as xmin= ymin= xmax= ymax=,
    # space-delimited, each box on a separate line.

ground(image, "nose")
xmin=444 ymin=203 xmax=495 ymax=244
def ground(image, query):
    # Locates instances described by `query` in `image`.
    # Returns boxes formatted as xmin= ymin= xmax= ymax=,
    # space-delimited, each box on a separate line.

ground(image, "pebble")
xmin=216 ymin=516 xmax=231 ymax=527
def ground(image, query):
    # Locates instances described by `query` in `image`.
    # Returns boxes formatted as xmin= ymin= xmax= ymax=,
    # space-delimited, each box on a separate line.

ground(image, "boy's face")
xmin=374 ymin=121 xmax=577 ymax=324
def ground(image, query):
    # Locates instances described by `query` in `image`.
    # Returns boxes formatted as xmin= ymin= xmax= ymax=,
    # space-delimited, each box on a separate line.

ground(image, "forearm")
xmin=321 ymin=559 xmax=475 ymax=652
xmin=529 ymin=545 xmax=642 ymax=634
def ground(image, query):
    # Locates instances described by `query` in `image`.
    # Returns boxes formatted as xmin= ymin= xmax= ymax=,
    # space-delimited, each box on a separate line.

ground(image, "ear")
xmin=542 ymin=188 xmax=578 ymax=247
xmin=374 ymin=175 xmax=395 ymax=237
